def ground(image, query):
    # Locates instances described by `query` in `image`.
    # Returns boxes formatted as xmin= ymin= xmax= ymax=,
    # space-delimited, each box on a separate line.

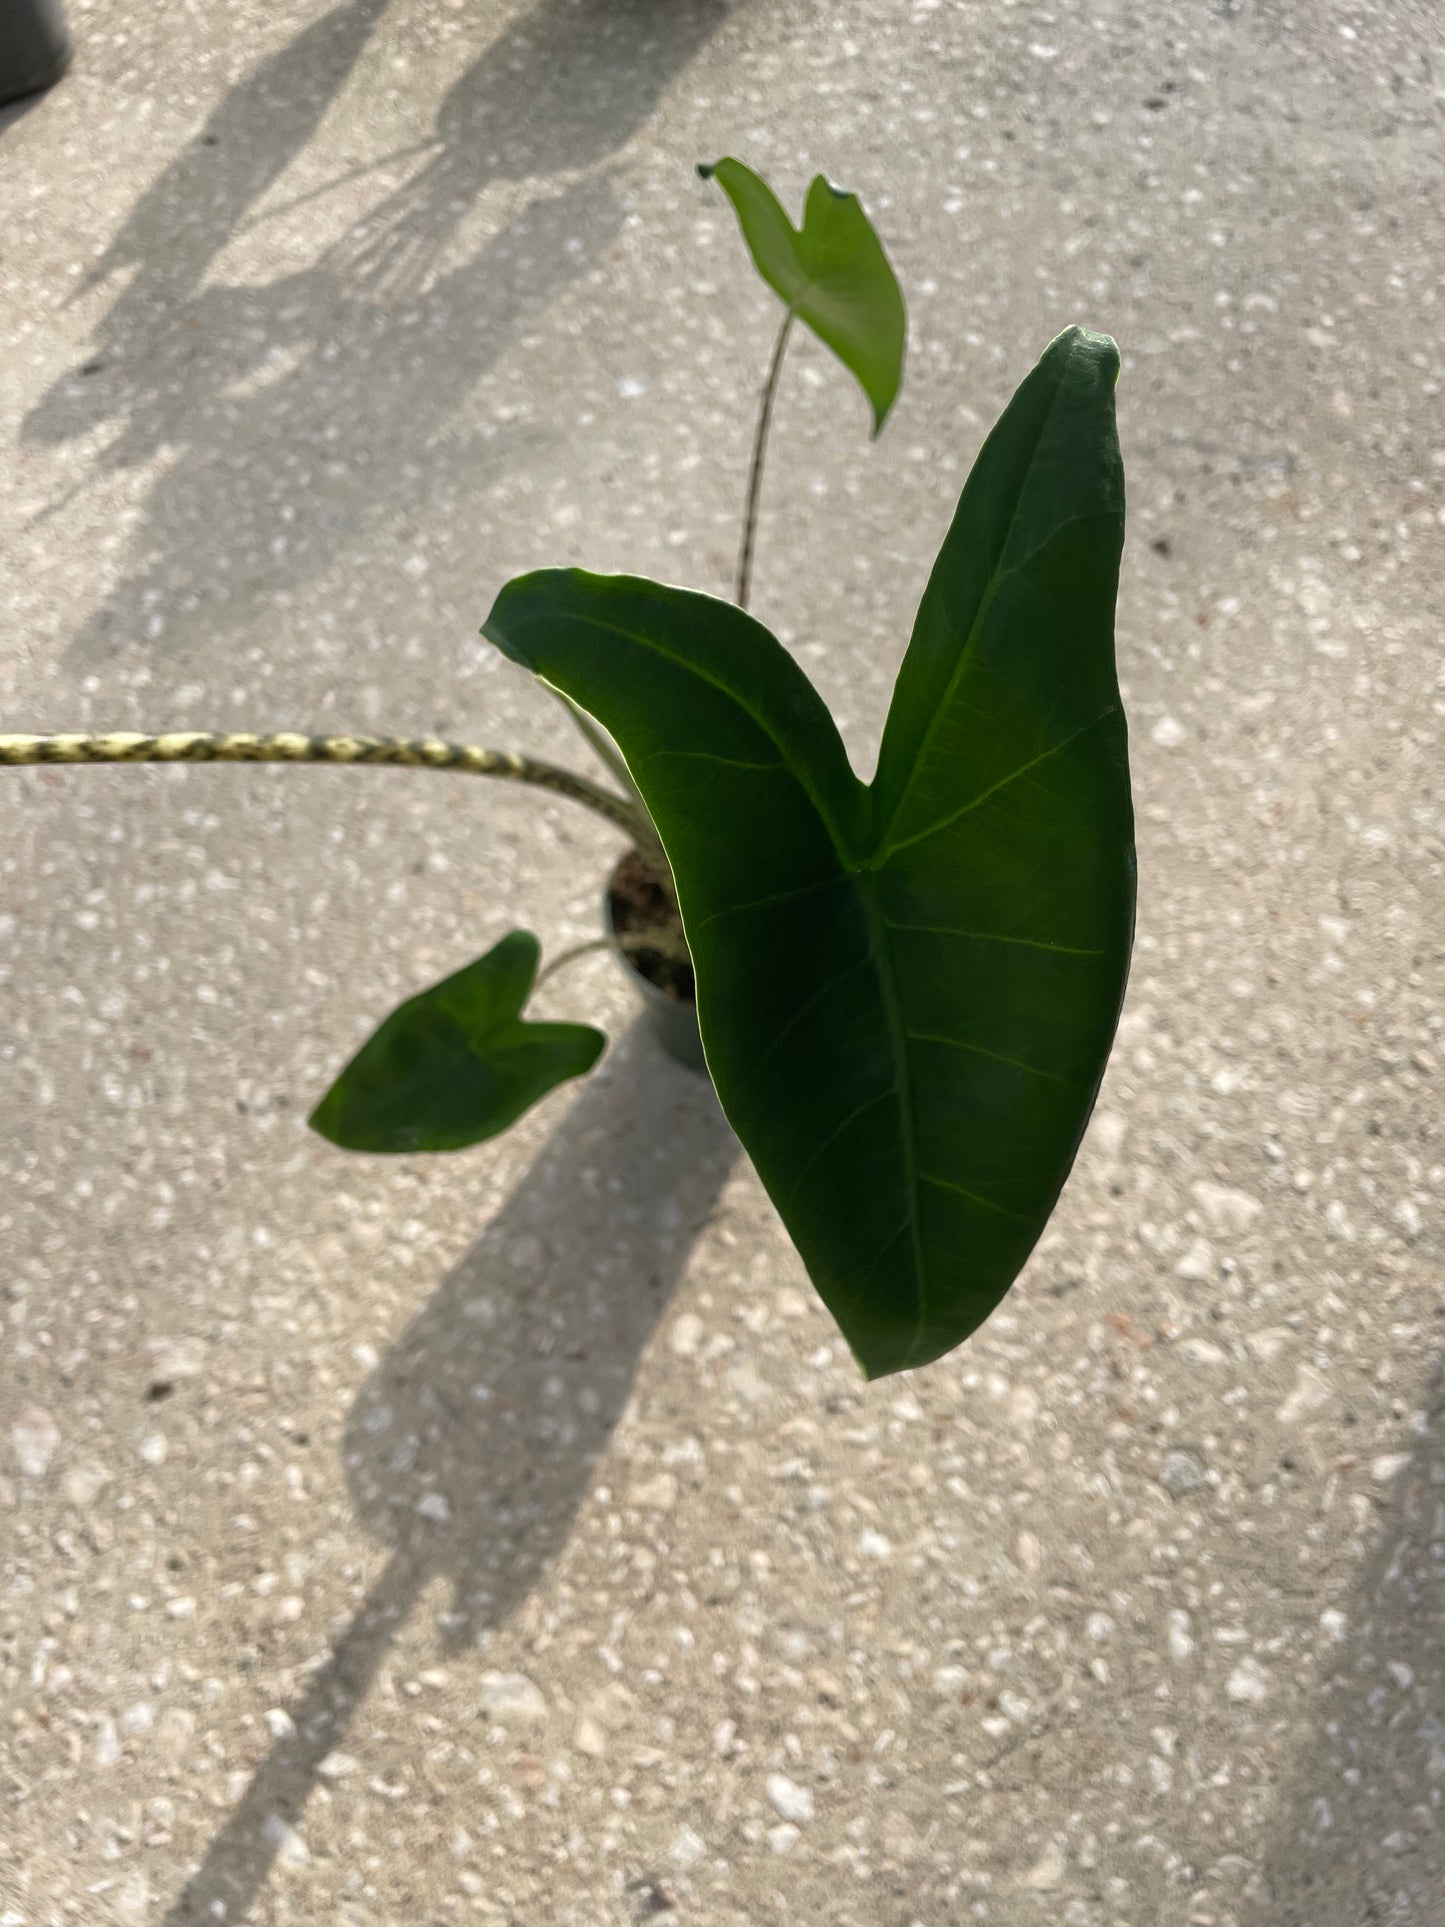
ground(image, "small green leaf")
xmin=309 ymin=931 xmax=604 ymax=1153
xmin=484 ymin=328 xmax=1131 ymax=1377
xmin=699 ymin=156 xmax=906 ymax=433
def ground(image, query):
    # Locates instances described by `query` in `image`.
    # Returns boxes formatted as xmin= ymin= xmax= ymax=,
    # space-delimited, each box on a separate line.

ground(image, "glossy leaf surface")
xmin=485 ymin=328 xmax=1132 ymax=1375
xmin=310 ymin=931 xmax=604 ymax=1154
xmin=700 ymin=156 xmax=905 ymax=433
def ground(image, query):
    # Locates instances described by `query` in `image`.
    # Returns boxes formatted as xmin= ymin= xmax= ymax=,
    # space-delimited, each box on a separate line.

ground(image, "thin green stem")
xmin=536 ymin=924 xmax=691 ymax=990
xmin=536 ymin=936 xmax=614 ymax=987
xmin=549 ymin=690 xmax=674 ymax=879
xmin=735 ymin=309 xmax=795 ymax=612
xmin=554 ymin=691 xmax=641 ymax=803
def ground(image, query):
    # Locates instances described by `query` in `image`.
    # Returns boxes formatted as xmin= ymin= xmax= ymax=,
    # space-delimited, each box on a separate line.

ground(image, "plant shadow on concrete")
xmin=164 ymin=1025 xmax=736 ymax=1925
xmin=1245 ymin=1357 xmax=1445 ymax=1927
xmin=22 ymin=0 xmax=733 ymax=664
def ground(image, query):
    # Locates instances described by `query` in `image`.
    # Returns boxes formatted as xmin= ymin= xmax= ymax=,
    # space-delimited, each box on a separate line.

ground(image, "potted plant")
xmin=1 ymin=159 xmax=1134 ymax=1380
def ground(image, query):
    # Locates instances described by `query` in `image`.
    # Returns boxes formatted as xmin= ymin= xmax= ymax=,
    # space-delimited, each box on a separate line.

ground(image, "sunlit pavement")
xmin=2 ymin=3 xmax=1442 ymax=1921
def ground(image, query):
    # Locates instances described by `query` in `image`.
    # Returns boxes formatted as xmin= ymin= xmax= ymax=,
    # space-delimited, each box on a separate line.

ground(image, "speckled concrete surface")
xmin=2 ymin=1 xmax=1442 ymax=1922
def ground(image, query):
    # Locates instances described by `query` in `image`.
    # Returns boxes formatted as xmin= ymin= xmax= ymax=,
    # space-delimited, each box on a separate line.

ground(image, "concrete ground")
xmin=2 ymin=1 xmax=1442 ymax=1921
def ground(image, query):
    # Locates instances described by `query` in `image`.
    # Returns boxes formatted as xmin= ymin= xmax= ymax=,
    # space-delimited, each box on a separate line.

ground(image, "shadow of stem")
xmin=164 ymin=1023 xmax=737 ymax=1924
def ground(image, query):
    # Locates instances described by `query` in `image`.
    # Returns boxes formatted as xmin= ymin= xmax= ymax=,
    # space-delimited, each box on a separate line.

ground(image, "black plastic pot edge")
xmin=602 ymin=860 xmax=707 ymax=1074
xmin=0 ymin=0 xmax=72 ymax=107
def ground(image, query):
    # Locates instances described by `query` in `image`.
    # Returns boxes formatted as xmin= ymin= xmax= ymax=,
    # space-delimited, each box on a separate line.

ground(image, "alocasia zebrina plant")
xmin=1 ymin=160 xmax=1132 ymax=1378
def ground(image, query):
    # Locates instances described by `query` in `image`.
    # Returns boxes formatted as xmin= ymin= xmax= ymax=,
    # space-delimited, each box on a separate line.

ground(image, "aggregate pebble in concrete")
xmin=2 ymin=1 xmax=1443 ymax=1923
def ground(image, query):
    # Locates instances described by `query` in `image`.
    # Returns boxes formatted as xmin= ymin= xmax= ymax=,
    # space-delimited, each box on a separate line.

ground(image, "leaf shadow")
xmin=162 ymin=1022 xmax=737 ymax=1925
xmin=21 ymin=0 xmax=736 ymax=666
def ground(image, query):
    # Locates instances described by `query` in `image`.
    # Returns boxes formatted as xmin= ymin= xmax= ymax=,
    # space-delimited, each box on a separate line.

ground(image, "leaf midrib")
xmin=843 ymin=374 xmax=1078 ymax=1366
xmin=771 ymin=203 xmax=843 ymax=327
xmin=856 ymin=871 xmax=929 ymax=1367
xmin=871 ymin=367 xmax=1070 ymax=850
xmin=774 ymin=215 xmax=879 ymax=371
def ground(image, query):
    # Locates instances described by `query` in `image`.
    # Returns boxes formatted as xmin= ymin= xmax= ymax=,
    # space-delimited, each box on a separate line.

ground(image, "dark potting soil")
xmin=608 ymin=848 xmax=695 ymax=1006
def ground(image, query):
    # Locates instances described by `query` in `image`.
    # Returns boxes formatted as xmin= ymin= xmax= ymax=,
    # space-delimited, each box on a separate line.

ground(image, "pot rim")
xmin=601 ymin=854 xmax=708 ymax=1074
xmin=601 ymin=851 xmax=696 ymax=1015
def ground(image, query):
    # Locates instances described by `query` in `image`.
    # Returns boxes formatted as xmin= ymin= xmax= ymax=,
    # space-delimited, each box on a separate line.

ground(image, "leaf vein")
xmin=882 ymin=920 xmax=1105 ymax=958
xmin=534 ymin=615 xmax=856 ymax=853
xmin=691 ymin=873 xmax=842 ymax=936
xmin=858 ymin=882 xmax=928 ymax=1351
xmin=639 ymin=747 xmax=786 ymax=774
xmin=905 ymin=1030 xmax=1080 ymax=1088
xmin=877 ymin=712 xmax=1114 ymax=862
xmin=780 ymin=1088 xmax=896 ymax=1212
xmin=873 ymin=371 xmax=1068 ymax=841
xmin=734 ymin=954 xmax=874 ymax=1099
xmin=919 ymin=1172 xmax=1033 ymax=1223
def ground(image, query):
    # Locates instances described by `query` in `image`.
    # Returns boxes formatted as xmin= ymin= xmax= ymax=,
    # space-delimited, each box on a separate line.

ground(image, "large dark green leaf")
xmin=699 ymin=156 xmax=905 ymax=433
xmin=310 ymin=931 xmax=604 ymax=1154
xmin=484 ymin=328 xmax=1132 ymax=1376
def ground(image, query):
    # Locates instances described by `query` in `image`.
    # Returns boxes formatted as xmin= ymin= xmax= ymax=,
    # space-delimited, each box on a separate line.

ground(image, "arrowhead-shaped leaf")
xmin=700 ymin=156 xmax=906 ymax=433
xmin=310 ymin=931 xmax=604 ymax=1153
xmin=484 ymin=328 xmax=1132 ymax=1376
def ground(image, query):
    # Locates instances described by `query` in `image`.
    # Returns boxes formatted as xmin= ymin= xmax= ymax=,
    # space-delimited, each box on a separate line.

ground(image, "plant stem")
xmin=735 ymin=309 xmax=795 ymax=612
xmin=0 ymin=730 xmax=652 ymax=843
xmin=536 ymin=936 xmax=614 ymax=987
xmin=546 ymin=692 xmax=674 ymax=882
xmin=536 ymin=925 xmax=691 ymax=990
xmin=552 ymin=691 xmax=644 ymax=806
